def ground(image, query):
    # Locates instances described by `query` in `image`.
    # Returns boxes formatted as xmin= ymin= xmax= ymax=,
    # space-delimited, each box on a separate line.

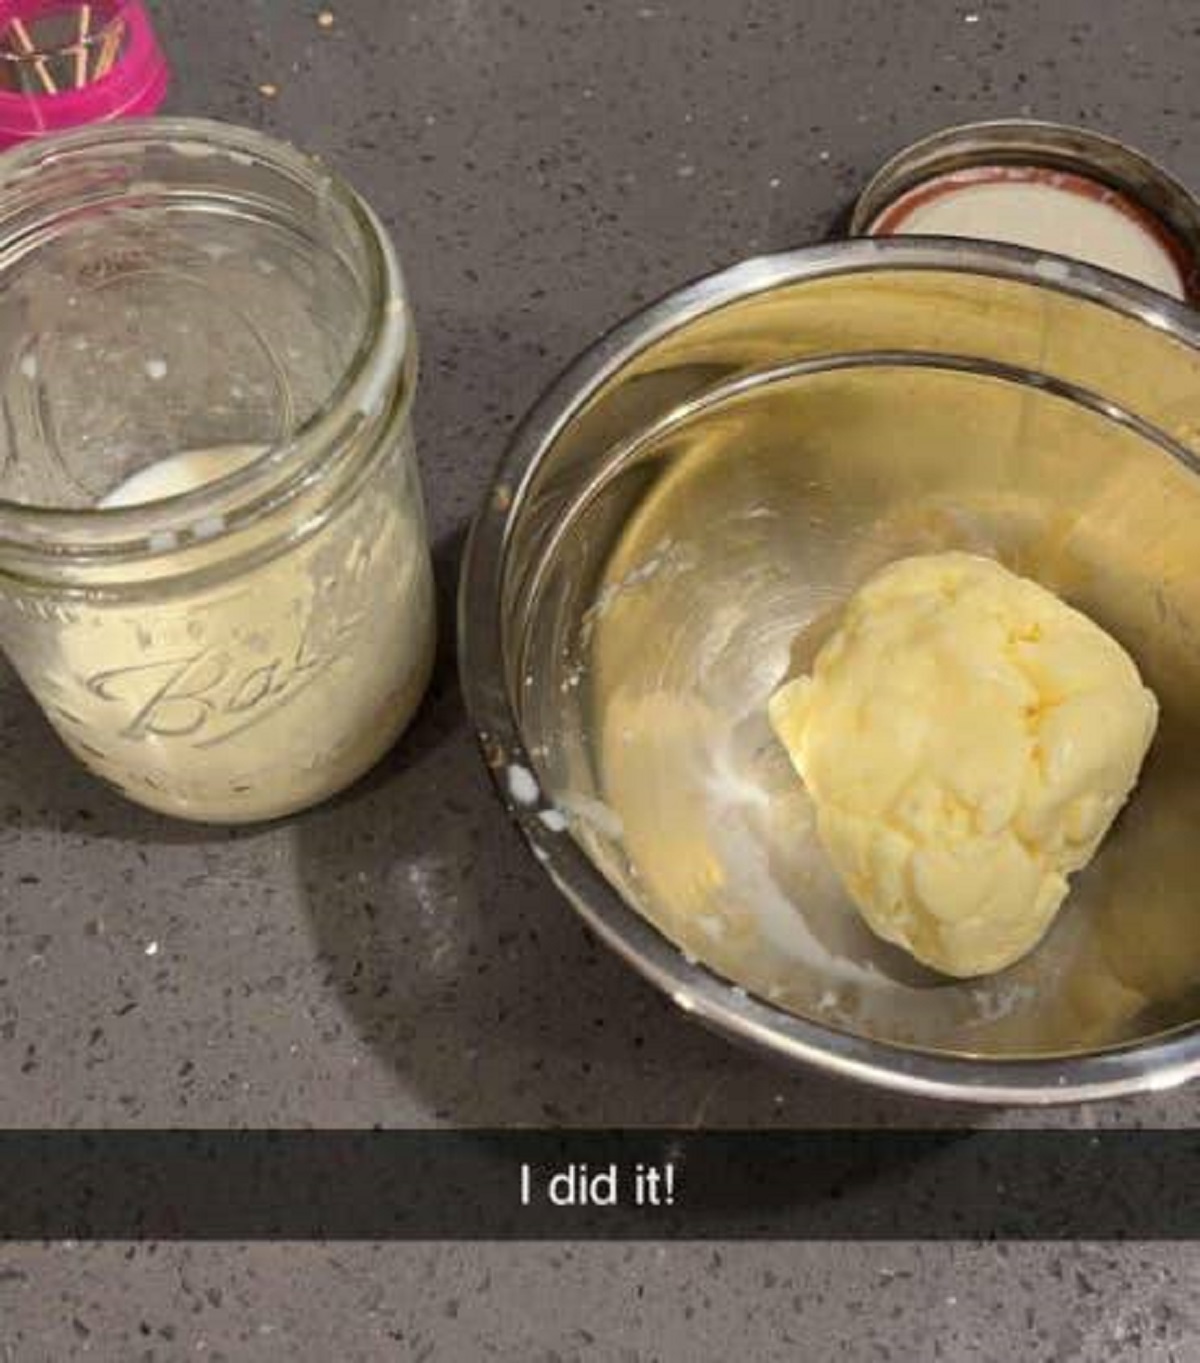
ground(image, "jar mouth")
xmin=0 ymin=116 xmax=413 ymax=564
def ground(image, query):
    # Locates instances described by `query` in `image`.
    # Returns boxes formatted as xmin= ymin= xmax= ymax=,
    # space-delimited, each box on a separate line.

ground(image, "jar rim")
xmin=0 ymin=115 xmax=413 ymax=563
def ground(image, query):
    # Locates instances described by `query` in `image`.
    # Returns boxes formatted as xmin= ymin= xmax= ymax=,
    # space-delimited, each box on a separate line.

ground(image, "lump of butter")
xmin=768 ymin=552 xmax=1158 ymax=977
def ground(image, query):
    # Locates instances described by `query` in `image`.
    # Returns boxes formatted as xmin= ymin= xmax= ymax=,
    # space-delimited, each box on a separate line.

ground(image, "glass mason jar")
xmin=0 ymin=118 xmax=435 ymax=823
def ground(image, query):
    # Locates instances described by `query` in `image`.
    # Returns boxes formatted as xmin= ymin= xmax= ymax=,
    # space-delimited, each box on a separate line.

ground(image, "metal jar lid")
xmin=851 ymin=119 xmax=1200 ymax=303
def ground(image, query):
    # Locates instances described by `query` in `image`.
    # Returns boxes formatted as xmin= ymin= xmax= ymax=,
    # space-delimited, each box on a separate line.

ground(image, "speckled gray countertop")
xmin=3 ymin=0 xmax=1200 ymax=1357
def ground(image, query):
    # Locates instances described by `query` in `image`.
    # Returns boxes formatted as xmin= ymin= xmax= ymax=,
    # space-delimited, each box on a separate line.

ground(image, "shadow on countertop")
xmin=0 ymin=524 xmax=1032 ymax=1128
xmin=293 ymin=524 xmax=986 ymax=1129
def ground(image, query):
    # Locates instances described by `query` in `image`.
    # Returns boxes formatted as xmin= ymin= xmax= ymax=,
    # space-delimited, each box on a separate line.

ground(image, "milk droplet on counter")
xmin=19 ymin=353 xmax=37 ymax=380
xmin=145 ymin=358 xmax=168 ymax=381
xmin=506 ymin=764 xmax=540 ymax=805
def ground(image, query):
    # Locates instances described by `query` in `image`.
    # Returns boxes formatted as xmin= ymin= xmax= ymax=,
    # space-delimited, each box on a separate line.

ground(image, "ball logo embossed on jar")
xmin=83 ymin=598 xmax=366 ymax=747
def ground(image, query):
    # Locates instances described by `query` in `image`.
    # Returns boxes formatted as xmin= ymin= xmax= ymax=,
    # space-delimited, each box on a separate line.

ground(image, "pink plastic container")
xmin=0 ymin=0 xmax=167 ymax=147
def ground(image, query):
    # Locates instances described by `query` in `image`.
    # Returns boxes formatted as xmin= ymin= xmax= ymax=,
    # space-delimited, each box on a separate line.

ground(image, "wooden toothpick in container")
xmin=0 ymin=1 xmax=167 ymax=144
xmin=6 ymin=15 xmax=57 ymax=93
xmin=72 ymin=3 xmax=91 ymax=87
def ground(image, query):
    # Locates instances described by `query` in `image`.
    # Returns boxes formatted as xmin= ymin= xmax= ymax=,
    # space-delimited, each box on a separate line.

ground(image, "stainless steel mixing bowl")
xmin=460 ymin=237 xmax=1200 ymax=1103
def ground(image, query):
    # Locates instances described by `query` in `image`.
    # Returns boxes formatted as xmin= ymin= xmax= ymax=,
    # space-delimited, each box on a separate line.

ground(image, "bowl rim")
xmin=458 ymin=234 xmax=1200 ymax=1106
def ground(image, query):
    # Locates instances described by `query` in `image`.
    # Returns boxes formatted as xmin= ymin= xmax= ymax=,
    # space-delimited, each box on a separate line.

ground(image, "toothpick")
xmin=8 ymin=18 xmax=57 ymax=95
xmin=93 ymin=17 xmax=123 ymax=79
xmin=75 ymin=5 xmax=91 ymax=88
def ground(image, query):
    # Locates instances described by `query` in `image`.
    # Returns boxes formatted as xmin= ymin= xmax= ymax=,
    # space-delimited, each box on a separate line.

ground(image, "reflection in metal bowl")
xmin=461 ymin=238 xmax=1200 ymax=1103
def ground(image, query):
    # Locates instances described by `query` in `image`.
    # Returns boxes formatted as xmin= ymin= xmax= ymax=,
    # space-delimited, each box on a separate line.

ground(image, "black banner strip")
xmin=0 ymin=1130 xmax=1194 ymax=1240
